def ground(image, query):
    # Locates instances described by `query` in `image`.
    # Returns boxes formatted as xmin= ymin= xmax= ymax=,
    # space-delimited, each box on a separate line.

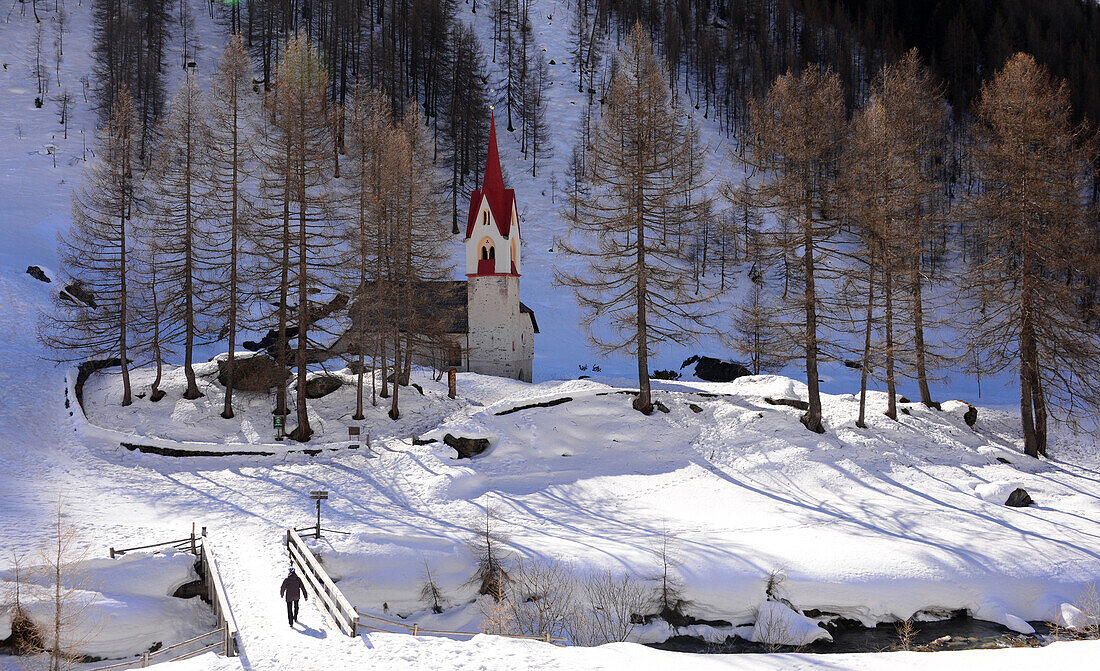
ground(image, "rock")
xmin=688 ymin=403 xmax=703 ymax=413
xmin=443 ymin=433 xmax=491 ymax=459
xmin=653 ymin=400 xmax=670 ymax=413
xmin=765 ymin=397 xmax=810 ymax=411
xmin=964 ymin=404 xmax=978 ymax=427
xmin=899 ymin=396 xmax=911 ymax=404
xmin=26 ymin=265 xmax=50 ymax=282
xmin=172 ymin=578 xmax=207 ymax=600
xmin=679 ymin=355 xmax=752 ymax=383
xmin=60 ymin=281 xmax=97 ymax=308
xmin=75 ymin=358 xmax=122 ymax=407
xmin=996 ymin=457 xmax=1012 ymax=464
xmin=217 ymin=354 xmax=290 ymax=392
xmin=1005 ymin=488 xmax=1033 ymax=507
xmin=304 ymin=375 xmax=342 ymax=399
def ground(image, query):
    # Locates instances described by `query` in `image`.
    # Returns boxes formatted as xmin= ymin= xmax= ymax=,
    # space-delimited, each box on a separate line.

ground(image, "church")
xmin=335 ymin=116 xmax=538 ymax=382
xmin=456 ymin=116 xmax=539 ymax=382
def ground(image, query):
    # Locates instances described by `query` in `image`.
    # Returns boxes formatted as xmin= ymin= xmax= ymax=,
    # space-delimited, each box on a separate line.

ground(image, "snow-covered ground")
xmin=0 ymin=550 xmax=214 ymax=660
xmin=2 ymin=0 xmax=1100 ymax=669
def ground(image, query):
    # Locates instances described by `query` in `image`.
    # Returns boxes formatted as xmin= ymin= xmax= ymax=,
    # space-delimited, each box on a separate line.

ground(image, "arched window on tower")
xmin=481 ymin=244 xmax=496 ymax=261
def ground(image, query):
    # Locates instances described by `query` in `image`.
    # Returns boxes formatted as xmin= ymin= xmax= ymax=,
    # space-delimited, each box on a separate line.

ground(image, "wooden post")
xmin=224 ymin=622 xmax=232 ymax=656
xmin=109 ymin=547 xmax=115 ymax=559
xmin=316 ymin=499 xmax=322 ymax=539
xmin=141 ymin=652 xmax=149 ymax=667
xmin=448 ymin=368 xmax=457 ymax=399
xmin=201 ymin=526 xmax=207 ymax=537
xmin=190 ymin=523 xmax=197 ymax=555
xmin=412 ymin=623 xmax=419 ymax=636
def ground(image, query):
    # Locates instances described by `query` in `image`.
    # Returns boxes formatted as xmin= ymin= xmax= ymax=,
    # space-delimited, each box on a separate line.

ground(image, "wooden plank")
xmin=200 ymin=541 xmax=239 ymax=656
xmin=170 ymin=642 xmax=222 ymax=662
xmin=148 ymin=629 xmax=221 ymax=657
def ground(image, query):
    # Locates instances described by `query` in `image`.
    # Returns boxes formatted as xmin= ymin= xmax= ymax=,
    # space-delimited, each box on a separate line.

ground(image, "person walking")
xmin=280 ymin=566 xmax=308 ymax=626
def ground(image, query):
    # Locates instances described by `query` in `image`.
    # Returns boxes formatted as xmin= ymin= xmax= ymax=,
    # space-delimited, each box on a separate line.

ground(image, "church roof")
xmin=465 ymin=116 xmax=516 ymax=240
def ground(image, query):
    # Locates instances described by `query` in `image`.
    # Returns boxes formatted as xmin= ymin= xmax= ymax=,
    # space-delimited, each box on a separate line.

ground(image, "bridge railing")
xmin=286 ymin=528 xmax=360 ymax=636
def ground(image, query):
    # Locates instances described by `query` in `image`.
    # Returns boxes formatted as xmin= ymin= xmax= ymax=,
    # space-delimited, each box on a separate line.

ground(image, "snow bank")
xmin=0 ymin=551 xmax=216 ymax=659
xmin=750 ymin=601 xmax=833 ymax=646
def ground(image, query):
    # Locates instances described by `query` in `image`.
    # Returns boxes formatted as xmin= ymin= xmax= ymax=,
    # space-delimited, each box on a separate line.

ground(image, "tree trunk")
xmin=857 ymin=248 xmax=874 ymax=429
xmin=295 ymin=184 xmax=312 ymax=442
xmin=119 ymin=208 xmax=132 ymax=407
xmin=884 ymin=263 xmax=897 ymax=421
xmin=222 ymin=99 xmax=241 ymax=419
xmin=910 ymin=266 xmax=934 ymax=408
xmin=353 ymin=351 xmax=365 ymax=420
xmin=389 ymin=335 xmax=401 ymax=420
xmin=801 ymin=222 xmax=824 ymax=433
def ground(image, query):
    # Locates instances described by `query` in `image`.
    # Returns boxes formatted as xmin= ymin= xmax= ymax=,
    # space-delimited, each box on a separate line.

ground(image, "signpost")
xmin=310 ymin=490 xmax=328 ymax=538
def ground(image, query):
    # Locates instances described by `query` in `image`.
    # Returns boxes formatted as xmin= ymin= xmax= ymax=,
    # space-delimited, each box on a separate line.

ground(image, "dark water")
xmin=649 ymin=614 xmax=1056 ymax=655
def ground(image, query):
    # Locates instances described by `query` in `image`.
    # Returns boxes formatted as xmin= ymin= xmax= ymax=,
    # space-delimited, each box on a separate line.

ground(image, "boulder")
xmin=964 ymin=404 xmax=978 ymax=427
xmin=304 ymin=375 xmax=343 ymax=399
xmin=443 ymin=433 xmax=491 ymax=459
xmin=688 ymin=403 xmax=703 ymax=413
xmin=1005 ymin=488 xmax=1033 ymax=508
xmin=765 ymin=397 xmax=810 ymax=411
xmin=217 ymin=354 xmax=290 ymax=392
xmin=26 ymin=265 xmax=50 ymax=282
xmin=60 ymin=281 xmax=97 ymax=308
xmin=679 ymin=355 xmax=752 ymax=383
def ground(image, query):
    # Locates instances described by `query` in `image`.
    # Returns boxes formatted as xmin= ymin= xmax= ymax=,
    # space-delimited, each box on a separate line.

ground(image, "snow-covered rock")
xmin=750 ymin=601 xmax=832 ymax=647
xmin=1058 ymin=602 xmax=1095 ymax=630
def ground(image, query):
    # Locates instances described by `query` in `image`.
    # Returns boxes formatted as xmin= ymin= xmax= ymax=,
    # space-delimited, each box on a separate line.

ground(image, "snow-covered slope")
xmin=2 ymin=1 xmax=1100 ymax=670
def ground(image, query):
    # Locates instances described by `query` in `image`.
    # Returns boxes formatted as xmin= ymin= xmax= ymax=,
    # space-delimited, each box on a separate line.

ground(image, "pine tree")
xmin=206 ymin=36 xmax=259 ymax=419
xmin=731 ymin=280 xmax=787 ymax=376
xmin=145 ymin=71 xmax=209 ymax=400
xmin=738 ymin=67 xmax=846 ymax=433
xmin=384 ymin=106 xmax=453 ymax=420
xmin=876 ymin=50 xmax=949 ymax=410
xmin=40 ymin=88 xmax=142 ymax=406
xmin=342 ymin=85 xmax=392 ymax=417
xmin=257 ymin=35 xmax=340 ymax=442
xmin=963 ymin=53 xmax=1100 ymax=457
xmin=557 ymin=24 xmax=715 ymax=415
xmin=525 ymin=52 xmax=552 ymax=177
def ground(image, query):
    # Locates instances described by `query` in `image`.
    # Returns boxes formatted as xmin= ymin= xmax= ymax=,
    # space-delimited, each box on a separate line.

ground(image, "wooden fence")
xmin=286 ymin=528 xmax=360 ymax=636
xmin=89 ymin=531 xmax=238 ymax=670
xmin=354 ymin=608 xmax=566 ymax=644
xmin=284 ymin=528 xmax=565 ymax=645
xmin=199 ymin=538 xmax=239 ymax=656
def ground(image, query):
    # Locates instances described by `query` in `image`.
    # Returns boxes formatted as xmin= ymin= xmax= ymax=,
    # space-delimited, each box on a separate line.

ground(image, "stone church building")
xmin=336 ymin=116 xmax=537 ymax=382
xmin=456 ymin=117 xmax=538 ymax=382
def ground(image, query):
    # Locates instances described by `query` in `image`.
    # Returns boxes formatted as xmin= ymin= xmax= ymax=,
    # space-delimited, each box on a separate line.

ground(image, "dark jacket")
xmin=280 ymin=573 xmax=307 ymax=602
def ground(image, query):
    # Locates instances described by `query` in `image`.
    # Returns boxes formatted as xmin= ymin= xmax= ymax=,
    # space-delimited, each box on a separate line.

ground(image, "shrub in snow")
xmin=573 ymin=570 xmax=648 ymax=646
xmin=750 ymin=600 xmax=832 ymax=649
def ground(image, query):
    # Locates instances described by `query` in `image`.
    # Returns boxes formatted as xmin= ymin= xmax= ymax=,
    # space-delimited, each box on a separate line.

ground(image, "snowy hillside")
xmin=2 ymin=0 xmax=1100 ymax=670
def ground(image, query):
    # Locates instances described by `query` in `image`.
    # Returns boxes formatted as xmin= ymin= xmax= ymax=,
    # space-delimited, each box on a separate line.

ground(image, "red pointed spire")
xmin=482 ymin=115 xmax=505 ymax=194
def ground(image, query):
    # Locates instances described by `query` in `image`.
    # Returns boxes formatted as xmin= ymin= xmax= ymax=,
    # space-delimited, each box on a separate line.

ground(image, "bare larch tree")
xmin=557 ymin=23 xmax=715 ymax=415
xmin=41 ymin=88 xmax=142 ymax=406
xmin=736 ymin=67 xmax=846 ymax=433
xmin=963 ymin=53 xmax=1100 ymax=457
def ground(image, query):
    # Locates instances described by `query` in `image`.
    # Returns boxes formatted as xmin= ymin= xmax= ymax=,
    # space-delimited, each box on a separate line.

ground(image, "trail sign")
xmin=309 ymin=490 xmax=329 ymax=538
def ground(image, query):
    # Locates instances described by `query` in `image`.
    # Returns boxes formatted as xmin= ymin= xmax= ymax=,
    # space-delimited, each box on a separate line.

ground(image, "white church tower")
xmin=463 ymin=116 xmax=535 ymax=382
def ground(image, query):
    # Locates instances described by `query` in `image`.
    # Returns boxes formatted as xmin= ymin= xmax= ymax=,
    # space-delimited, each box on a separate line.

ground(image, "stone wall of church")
xmin=467 ymin=275 xmax=531 ymax=381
